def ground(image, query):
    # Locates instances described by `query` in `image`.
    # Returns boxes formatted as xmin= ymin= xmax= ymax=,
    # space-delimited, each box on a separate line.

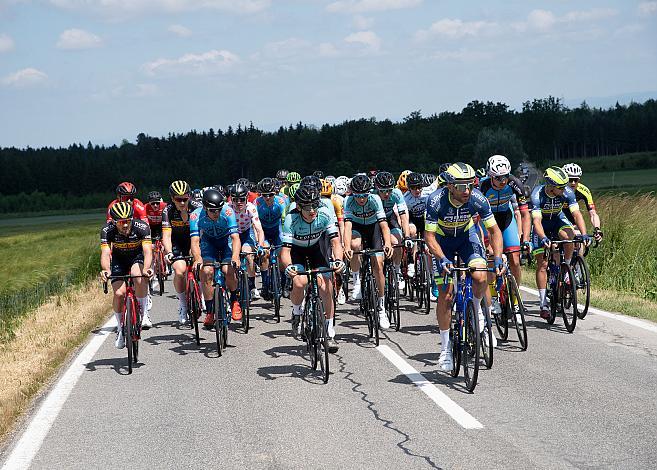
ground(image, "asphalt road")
xmin=3 ymin=277 xmax=657 ymax=470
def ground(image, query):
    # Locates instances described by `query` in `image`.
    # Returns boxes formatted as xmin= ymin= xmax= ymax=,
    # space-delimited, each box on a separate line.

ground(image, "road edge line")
xmin=376 ymin=344 xmax=483 ymax=430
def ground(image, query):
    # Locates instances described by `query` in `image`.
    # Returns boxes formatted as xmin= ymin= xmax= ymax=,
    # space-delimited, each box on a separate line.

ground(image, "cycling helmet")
xmin=374 ymin=171 xmax=395 ymax=189
xmin=116 ymin=181 xmax=137 ymax=197
xmin=257 ymin=177 xmax=277 ymax=194
xmin=487 ymin=155 xmax=511 ymax=177
xmin=397 ymin=170 xmax=411 ymax=191
xmin=275 ymin=169 xmax=289 ymax=181
xmin=333 ymin=178 xmax=348 ymax=196
xmin=300 ymin=175 xmax=322 ymax=190
xmin=286 ymin=172 xmax=301 ymax=184
xmin=407 ymin=172 xmax=424 ymax=188
xmin=169 ymin=180 xmax=191 ymax=197
xmin=350 ymin=174 xmax=372 ymax=193
xmin=445 ymin=162 xmax=476 ymax=183
xmin=325 ymin=175 xmax=336 ymax=185
xmin=438 ymin=163 xmax=451 ymax=174
xmin=288 ymin=182 xmax=300 ymax=201
xmin=230 ymin=183 xmax=249 ymax=198
xmin=562 ymin=163 xmax=583 ymax=178
xmin=313 ymin=170 xmax=324 ymax=179
xmin=147 ymin=191 xmax=162 ymax=203
xmin=476 ymin=168 xmax=487 ymax=179
xmin=320 ymin=179 xmax=333 ymax=197
xmin=236 ymin=178 xmax=249 ymax=187
xmin=422 ymin=173 xmax=435 ymax=186
xmin=367 ymin=169 xmax=378 ymax=179
xmin=202 ymin=189 xmax=225 ymax=209
xmin=191 ymin=189 xmax=202 ymax=200
xmin=295 ymin=185 xmax=320 ymax=205
xmin=543 ymin=166 xmax=569 ymax=187
xmin=213 ymin=184 xmax=225 ymax=196
xmin=109 ymin=201 xmax=133 ymax=221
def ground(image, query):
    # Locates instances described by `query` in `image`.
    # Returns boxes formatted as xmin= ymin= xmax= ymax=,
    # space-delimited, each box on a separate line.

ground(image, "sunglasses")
xmin=149 ymin=201 xmax=161 ymax=205
xmin=262 ymin=193 xmax=275 ymax=198
xmin=353 ymin=193 xmax=369 ymax=198
xmin=174 ymin=197 xmax=189 ymax=203
xmin=233 ymin=197 xmax=247 ymax=203
xmin=493 ymin=175 xmax=509 ymax=182
xmin=115 ymin=218 xmax=131 ymax=225
xmin=454 ymin=183 xmax=473 ymax=192
xmin=569 ymin=178 xmax=580 ymax=183
xmin=300 ymin=202 xmax=320 ymax=211
xmin=409 ymin=186 xmax=422 ymax=191
xmin=206 ymin=208 xmax=221 ymax=214
xmin=378 ymin=188 xmax=393 ymax=194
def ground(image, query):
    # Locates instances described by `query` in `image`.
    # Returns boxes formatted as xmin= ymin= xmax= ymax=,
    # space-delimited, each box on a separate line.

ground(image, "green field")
xmin=0 ymin=214 xmax=104 ymax=342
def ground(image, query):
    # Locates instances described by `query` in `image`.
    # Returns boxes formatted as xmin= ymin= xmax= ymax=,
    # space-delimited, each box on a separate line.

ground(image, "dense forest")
xmin=1 ymin=96 xmax=656 ymax=213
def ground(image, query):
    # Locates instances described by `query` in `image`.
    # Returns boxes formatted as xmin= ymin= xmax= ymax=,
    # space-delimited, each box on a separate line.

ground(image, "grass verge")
xmin=0 ymin=280 xmax=111 ymax=442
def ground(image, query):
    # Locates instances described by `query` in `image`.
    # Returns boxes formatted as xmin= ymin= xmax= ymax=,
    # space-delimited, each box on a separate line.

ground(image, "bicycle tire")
xmin=506 ymin=274 xmax=528 ymax=350
xmin=271 ymin=265 xmax=281 ymax=323
xmin=306 ymin=299 xmax=318 ymax=370
xmin=481 ymin=306 xmax=493 ymax=369
xmin=494 ymin=278 xmax=509 ymax=340
xmin=189 ymin=279 xmax=201 ymax=345
xmin=240 ymin=270 xmax=250 ymax=333
xmin=370 ymin=275 xmax=380 ymax=346
xmin=463 ymin=300 xmax=480 ymax=393
xmin=213 ymin=287 xmax=223 ymax=356
xmin=560 ymin=263 xmax=578 ymax=333
xmin=450 ymin=323 xmax=461 ymax=378
xmin=386 ymin=265 xmax=401 ymax=331
xmin=125 ymin=300 xmax=133 ymax=374
xmin=315 ymin=297 xmax=329 ymax=383
xmin=547 ymin=274 xmax=557 ymax=325
xmin=415 ymin=252 xmax=424 ymax=309
xmin=423 ymin=259 xmax=432 ymax=315
xmin=572 ymin=255 xmax=590 ymax=319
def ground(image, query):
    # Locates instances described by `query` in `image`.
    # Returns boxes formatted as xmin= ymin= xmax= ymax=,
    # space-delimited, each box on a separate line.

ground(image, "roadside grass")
xmin=0 ymin=282 xmax=111 ymax=441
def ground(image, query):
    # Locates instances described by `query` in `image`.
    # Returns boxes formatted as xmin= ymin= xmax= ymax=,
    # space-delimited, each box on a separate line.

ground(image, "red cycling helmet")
xmin=116 ymin=181 xmax=137 ymax=197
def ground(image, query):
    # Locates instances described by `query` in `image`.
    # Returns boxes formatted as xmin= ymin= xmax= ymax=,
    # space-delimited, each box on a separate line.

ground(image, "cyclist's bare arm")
xmin=191 ymin=236 xmax=202 ymax=264
xmin=424 ymin=230 xmax=446 ymax=261
xmin=100 ymin=246 xmax=111 ymax=279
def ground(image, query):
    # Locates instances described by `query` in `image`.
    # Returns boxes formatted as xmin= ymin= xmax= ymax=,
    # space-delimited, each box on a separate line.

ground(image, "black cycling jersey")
xmin=100 ymin=219 xmax=151 ymax=259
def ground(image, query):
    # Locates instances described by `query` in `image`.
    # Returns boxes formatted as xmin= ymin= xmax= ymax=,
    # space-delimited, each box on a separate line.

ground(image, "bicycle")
xmin=443 ymin=261 xmax=485 ymax=393
xmin=103 ymin=275 xmax=148 ymax=374
xmin=203 ymin=261 xmax=233 ymax=356
xmin=182 ymin=256 xmax=202 ymax=345
xmin=238 ymin=251 xmax=257 ymax=333
xmin=384 ymin=244 xmax=403 ymax=331
xmin=410 ymin=238 xmax=432 ymax=315
xmin=297 ymin=266 xmax=335 ymax=384
xmin=572 ymin=234 xmax=598 ymax=319
xmin=262 ymin=245 xmax=282 ymax=323
xmin=354 ymin=247 xmax=384 ymax=346
xmin=152 ymin=237 xmax=167 ymax=296
xmin=491 ymin=250 xmax=528 ymax=351
xmin=545 ymin=240 xmax=579 ymax=333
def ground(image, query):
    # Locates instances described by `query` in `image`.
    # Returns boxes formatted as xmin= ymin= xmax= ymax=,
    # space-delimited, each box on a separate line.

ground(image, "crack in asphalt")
xmin=335 ymin=353 xmax=442 ymax=469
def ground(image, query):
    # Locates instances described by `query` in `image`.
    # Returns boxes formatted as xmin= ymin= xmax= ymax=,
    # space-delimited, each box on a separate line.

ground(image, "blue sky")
xmin=1 ymin=0 xmax=656 ymax=148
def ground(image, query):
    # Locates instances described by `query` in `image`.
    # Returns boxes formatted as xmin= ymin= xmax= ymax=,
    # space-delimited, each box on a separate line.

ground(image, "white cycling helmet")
xmin=487 ymin=154 xmax=512 ymax=177
xmin=333 ymin=178 xmax=348 ymax=196
xmin=325 ymin=175 xmax=336 ymax=185
xmin=562 ymin=163 xmax=582 ymax=178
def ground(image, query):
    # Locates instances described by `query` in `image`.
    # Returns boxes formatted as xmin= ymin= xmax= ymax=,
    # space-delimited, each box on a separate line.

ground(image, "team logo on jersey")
xmin=190 ymin=212 xmax=198 ymax=221
xmin=225 ymin=208 xmax=233 ymax=216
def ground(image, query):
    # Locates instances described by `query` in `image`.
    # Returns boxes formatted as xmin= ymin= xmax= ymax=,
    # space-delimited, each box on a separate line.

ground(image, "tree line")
xmin=1 ymin=96 xmax=656 ymax=213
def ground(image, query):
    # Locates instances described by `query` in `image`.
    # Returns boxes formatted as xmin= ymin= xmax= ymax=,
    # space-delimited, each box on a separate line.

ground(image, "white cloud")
xmin=514 ymin=8 xmax=618 ymax=33
xmin=56 ymin=28 xmax=102 ymax=49
xmin=49 ymin=0 xmax=270 ymax=18
xmin=353 ymin=15 xmax=374 ymax=29
xmin=327 ymin=0 xmax=421 ymax=14
xmin=263 ymin=37 xmax=312 ymax=58
xmin=2 ymin=67 xmax=48 ymax=87
xmin=415 ymin=18 xmax=497 ymax=41
xmin=143 ymin=49 xmax=239 ymax=76
xmin=432 ymin=48 xmax=493 ymax=62
xmin=168 ymin=24 xmax=192 ymax=37
xmin=0 ymin=33 xmax=14 ymax=52
xmin=526 ymin=9 xmax=556 ymax=32
xmin=344 ymin=30 xmax=381 ymax=51
xmin=318 ymin=42 xmax=339 ymax=57
xmin=638 ymin=1 xmax=657 ymax=16
xmin=562 ymin=8 xmax=617 ymax=23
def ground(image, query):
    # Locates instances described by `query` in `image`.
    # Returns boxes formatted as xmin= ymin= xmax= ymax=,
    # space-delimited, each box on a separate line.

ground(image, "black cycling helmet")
xmin=257 ymin=177 xmax=277 ymax=194
xmin=276 ymin=169 xmax=289 ymax=181
xmin=236 ymin=178 xmax=249 ymax=187
xmin=213 ymin=184 xmax=225 ymax=196
xmin=147 ymin=191 xmax=162 ymax=203
xmin=169 ymin=180 xmax=191 ymax=197
xmin=109 ymin=201 xmax=134 ymax=220
xmin=230 ymin=183 xmax=249 ymax=199
xmin=350 ymin=174 xmax=372 ymax=193
xmin=191 ymin=189 xmax=202 ymax=200
xmin=116 ymin=181 xmax=137 ymax=197
xmin=438 ymin=163 xmax=451 ymax=174
xmin=300 ymin=175 xmax=322 ymax=190
xmin=374 ymin=171 xmax=395 ymax=189
xmin=247 ymin=181 xmax=256 ymax=192
xmin=407 ymin=172 xmax=424 ymax=188
xmin=313 ymin=170 xmax=324 ymax=179
xmin=294 ymin=185 xmax=320 ymax=205
xmin=202 ymin=189 xmax=225 ymax=209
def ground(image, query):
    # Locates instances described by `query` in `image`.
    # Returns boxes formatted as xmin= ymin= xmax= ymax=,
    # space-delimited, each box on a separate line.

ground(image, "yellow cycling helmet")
xmin=543 ymin=166 xmax=568 ymax=187
xmin=286 ymin=172 xmax=301 ymax=184
xmin=320 ymin=179 xmax=333 ymax=197
xmin=397 ymin=170 xmax=411 ymax=191
xmin=288 ymin=182 xmax=300 ymax=201
xmin=109 ymin=201 xmax=133 ymax=221
xmin=169 ymin=180 xmax=191 ymax=197
xmin=445 ymin=162 xmax=476 ymax=182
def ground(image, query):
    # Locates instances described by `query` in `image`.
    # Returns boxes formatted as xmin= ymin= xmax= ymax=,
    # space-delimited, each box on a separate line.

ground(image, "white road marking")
xmin=376 ymin=344 xmax=483 ymax=430
xmin=2 ymin=316 xmax=115 ymax=470
xmin=519 ymin=286 xmax=657 ymax=334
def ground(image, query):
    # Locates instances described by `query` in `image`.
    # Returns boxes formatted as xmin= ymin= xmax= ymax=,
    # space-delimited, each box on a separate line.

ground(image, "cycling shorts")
xmin=351 ymin=221 xmax=383 ymax=255
xmin=290 ymin=244 xmax=330 ymax=272
xmin=435 ymin=227 xmax=486 ymax=287
xmin=409 ymin=214 xmax=425 ymax=238
xmin=386 ymin=214 xmax=403 ymax=238
xmin=171 ymin=237 xmax=191 ymax=262
xmin=531 ymin=214 xmax=574 ymax=255
xmin=201 ymin=236 xmax=233 ymax=263
xmin=111 ymin=253 xmax=144 ymax=277
xmin=482 ymin=209 xmax=520 ymax=253
xmin=263 ymin=226 xmax=282 ymax=247
xmin=239 ymin=229 xmax=257 ymax=248
xmin=149 ymin=224 xmax=162 ymax=240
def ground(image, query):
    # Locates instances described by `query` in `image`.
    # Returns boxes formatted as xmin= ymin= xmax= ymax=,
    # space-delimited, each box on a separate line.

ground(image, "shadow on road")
xmin=256 ymin=363 xmax=326 ymax=384
xmin=84 ymin=357 xmax=143 ymax=375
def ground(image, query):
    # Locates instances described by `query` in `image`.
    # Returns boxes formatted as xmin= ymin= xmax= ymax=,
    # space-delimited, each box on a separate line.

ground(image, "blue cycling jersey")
xmin=282 ymin=206 xmax=339 ymax=248
xmin=403 ymin=189 xmax=430 ymax=218
xmin=425 ymin=187 xmax=496 ymax=237
xmin=344 ymin=194 xmax=386 ymax=226
xmin=530 ymin=185 xmax=579 ymax=221
xmin=189 ymin=206 xmax=238 ymax=239
xmin=379 ymin=188 xmax=408 ymax=218
xmin=255 ymin=195 xmax=286 ymax=230
xmin=479 ymin=175 xmax=528 ymax=213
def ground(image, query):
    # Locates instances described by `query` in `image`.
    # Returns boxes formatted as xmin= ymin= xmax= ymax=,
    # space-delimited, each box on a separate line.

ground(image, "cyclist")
xmin=280 ymin=185 xmax=344 ymax=352
xmin=282 ymin=171 xmax=301 ymax=198
xmin=396 ymin=170 xmax=411 ymax=192
xmin=562 ymin=163 xmax=604 ymax=243
xmin=403 ymin=172 xmax=430 ymax=281
xmin=320 ymin=178 xmax=347 ymax=305
xmin=100 ymin=202 xmax=153 ymax=347
xmin=343 ymin=174 xmax=393 ymax=329
xmin=530 ymin=166 xmax=590 ymax=319
xmin=145 ymin=190 xmax=167 ymax=294
xmin=374 ymin=171 xmax=412 ymax=291
xmin=229 ymin=183 xmax=266 ymax=300
xmin=425 ymin=163 xmax=505 ymax=372
xmin=106 ymin=181 xmax=148 ymax=223
xmin=190 ymin=189 xmax=242 ymax=327
xmin=255 ymin=177 xmax=287 ymax=300
xmin=333 ymin=176 xmax=349 ymax=197
xmin=162 ymin=180 xmax=202 ymax=325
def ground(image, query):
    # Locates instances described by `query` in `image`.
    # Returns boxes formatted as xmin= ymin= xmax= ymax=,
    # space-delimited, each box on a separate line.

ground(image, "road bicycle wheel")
xmin=559 ymin=263 xmax=578 ymax=333
xmin=385 ymin=265 xmax=401 ymax=331
xmin=124 ymin=300 xmax=134 ymax=374
xmin=213 ymin=287 xmax=223 ymax=357
xmin=463 ymin=300 xmax=480 ymax=393
xmin=362 ymin=277 xmax=374 ymax=338
xmin=271 ymin=265 xmax=281 ymax=323
xmin=240 ymin=270 xmax=250 ymax=333
xmin=370 ymin=277 xmax=380 ymax=346
xmin=314 ymin=297 xmax=330 ymax=383
xmin=572 ymin=255 xmax=590 ymax=319
xmin=306 ymin=299 xmax=318 ymax=370
xmin=494 ymin=278 xmax=509 ymax=340
xmin=480 ymin=306 xmax=494 ymax=369
xmin=450 ymin=312 xmax=461 ymax=378
xmin=423 ymin=259 xmax=432 ymax=315
xmin=547 ymin=273 xmax=558 ymax=325
xmin=187 ymin=279 xmax=201 ymax=345
xmin=506 ymin=274 xmax=528 ymax=350
xmin=415 ymin=253 xmax=424 ymax=309
xmin=156 ymin=250 xmax=166 ymax=295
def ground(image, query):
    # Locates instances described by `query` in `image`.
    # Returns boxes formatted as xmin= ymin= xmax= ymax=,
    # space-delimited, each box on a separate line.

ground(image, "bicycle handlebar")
xmin=102 ymin=274 xmax=151 ymax=294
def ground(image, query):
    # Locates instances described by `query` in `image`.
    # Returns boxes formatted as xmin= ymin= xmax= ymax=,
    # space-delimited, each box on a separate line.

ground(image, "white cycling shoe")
xmin=398 ymin=278 xmax=406 ymax=292
xmin=337 ymin=289 xmax=346 ymax=305
xmin=407 ymin=263 xmax=415 ymax=278
xmin=178 ymin=308 xmax=189 ymax=325
xmin=251 ymin=288 xmax=261 ymax=300
xmin=141 ymin=312 xmax=152 ymax=329
xmin=378 ymin=311 xmax=390 ymax=330
xmin=115 ymin=330 xmax=125 ymax=349
xmin=438 ymin=349 xmax=453 ymax=372
xmin=351 ymin=283 xmax=362 ymax=301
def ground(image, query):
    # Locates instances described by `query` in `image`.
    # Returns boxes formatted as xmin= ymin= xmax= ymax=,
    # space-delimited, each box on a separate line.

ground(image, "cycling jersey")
xmin=403 ymin=190 xmax=430 ymax=219
xmin=479 ymin=175 xmax=528 ymax=213
xmin=379 ymin=188 xmax=407 ymax=218
xmin=100 ymin=219 xmax=151 ymax=258
xmin=106 ymin=198 xmax=148 ymax=223
xmin=229 ymin=201 xmax=260 ymax=234
xmin=562 ymin=182 xmax=595 ymax=224
xmin=161 ymin=199 xmax=203 ymax=244
xmin=287 ymin=198 xmax=338 ymax=223
xmin=425 ymin=188 xmax=497 ymax=237
xmin=530 ymin=185 xmax=579 ymax=221
xmin=255 ymin=195 xmax=287 ymax=230
xmin=189 ymin=205 xmax=238 ymax=239
xmin=282 ymin=206 xmax=338 ymax=248
xmin=145 ymin=201 xmax=167 ymax=228
xmin=326 ymin=194 xmax=344 ymax=222
xmin=344 ymin=194 xmax=386 ymax=226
